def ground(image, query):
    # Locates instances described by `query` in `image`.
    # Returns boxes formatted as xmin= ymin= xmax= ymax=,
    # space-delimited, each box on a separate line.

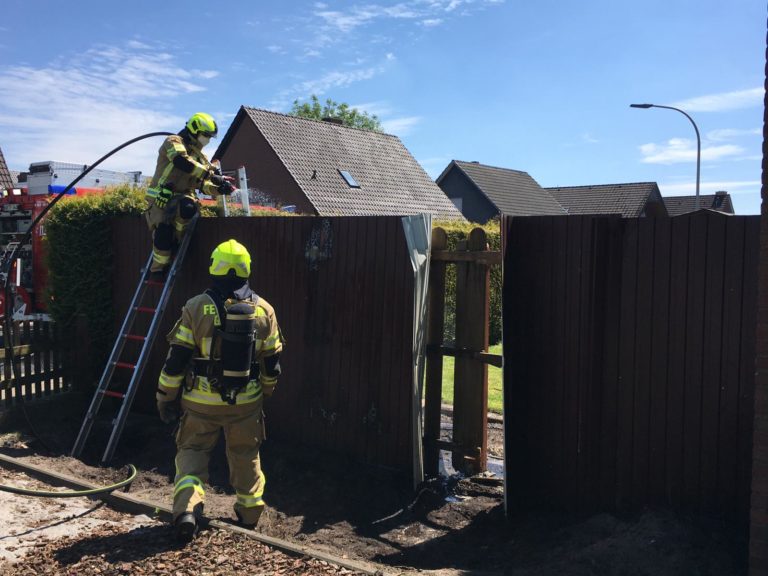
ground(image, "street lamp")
xmin=630 ymin=103 xmax=701 ymax=211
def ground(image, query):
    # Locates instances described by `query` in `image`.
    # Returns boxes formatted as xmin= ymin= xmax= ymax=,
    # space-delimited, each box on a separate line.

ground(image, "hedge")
xmin=432 ymin=219 xmax=501 ymax=345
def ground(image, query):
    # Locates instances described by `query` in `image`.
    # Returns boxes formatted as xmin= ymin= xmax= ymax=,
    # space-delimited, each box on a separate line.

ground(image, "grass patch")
xmin=438 ymin=343 xmax=503 ymax=414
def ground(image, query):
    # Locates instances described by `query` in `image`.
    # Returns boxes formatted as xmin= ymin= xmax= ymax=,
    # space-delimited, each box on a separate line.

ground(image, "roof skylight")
xmin=338 ymin=170 xmax=360 ymax=188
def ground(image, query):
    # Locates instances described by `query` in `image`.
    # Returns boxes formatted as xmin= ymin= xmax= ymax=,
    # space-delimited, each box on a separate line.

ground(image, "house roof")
xmin=217 ymin=107 xmax=463 ymax=220
xmin=664 ymin=192 xmax=735 ymax=216
xmin=0 ymin=147 xmax=14 ymax=191
xmin=546 ymin=182 xmax=662 ymax=217
xmin=437 ymin=160 xmax=566 ymax=216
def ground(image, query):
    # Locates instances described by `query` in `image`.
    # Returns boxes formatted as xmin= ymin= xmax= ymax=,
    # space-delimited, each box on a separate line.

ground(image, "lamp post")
xmin=630 ymin=103 xmax=701 ymax=211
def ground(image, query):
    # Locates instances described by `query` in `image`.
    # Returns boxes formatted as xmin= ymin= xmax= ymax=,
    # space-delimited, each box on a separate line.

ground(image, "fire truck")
xmin=0 ymin=161 xmax=143 ymax=319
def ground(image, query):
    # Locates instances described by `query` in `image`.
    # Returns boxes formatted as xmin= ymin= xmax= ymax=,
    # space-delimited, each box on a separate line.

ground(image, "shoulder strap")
xmin=204 ymin=288 xmax=227 ymax=330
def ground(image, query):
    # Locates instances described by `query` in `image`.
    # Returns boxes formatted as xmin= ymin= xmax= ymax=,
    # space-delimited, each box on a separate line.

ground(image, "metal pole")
xmin=630 ymin=103 xmax=702 ymax=211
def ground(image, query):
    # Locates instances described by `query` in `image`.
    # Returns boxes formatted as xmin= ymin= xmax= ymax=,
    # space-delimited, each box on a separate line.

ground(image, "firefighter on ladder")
xmin=145 ymin=112 xmax=235 ymax=276
xmin=155 ymin=239 xmax=283 ymax=542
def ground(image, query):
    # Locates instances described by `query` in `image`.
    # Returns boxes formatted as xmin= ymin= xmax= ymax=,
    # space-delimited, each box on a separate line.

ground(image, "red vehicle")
xmin=0 ymin=185 xmax=110 ymax=319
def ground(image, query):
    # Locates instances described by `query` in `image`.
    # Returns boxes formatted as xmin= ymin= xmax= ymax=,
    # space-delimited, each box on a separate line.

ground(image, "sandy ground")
xmin=0 ymin=466 xmax=157 ymax=563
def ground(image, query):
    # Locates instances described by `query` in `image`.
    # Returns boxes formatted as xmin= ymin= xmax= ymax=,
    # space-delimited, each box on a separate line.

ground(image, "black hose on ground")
xmin=0 ymin=463 xmax=137 ymax=497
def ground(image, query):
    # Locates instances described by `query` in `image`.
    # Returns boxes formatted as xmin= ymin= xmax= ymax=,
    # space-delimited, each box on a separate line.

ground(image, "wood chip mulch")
xmin=1 ymin=521 xmax=365 ymax=576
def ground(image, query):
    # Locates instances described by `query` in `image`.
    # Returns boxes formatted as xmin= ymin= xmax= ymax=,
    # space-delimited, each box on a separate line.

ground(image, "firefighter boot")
xmin=174 ymin=512 xmax=197 ymax=543
xmin=235 ymin=505 xmax=264 ymax=529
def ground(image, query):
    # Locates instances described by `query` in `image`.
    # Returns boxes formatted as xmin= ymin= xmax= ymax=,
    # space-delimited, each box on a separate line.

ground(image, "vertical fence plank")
xmin=718 ymin=217 xmax=746 ymax=518
xmin=452 ymin=229 xmax=490 ymax=474
xmin=23 ymin=321 xmax=34 ymax=399
xmin=683 ymin=213 xmax=708 ymax=512
xmin=616 ymin=219 xmax=639 ymax=510
xmin=738 ymin=218 xmax=760 ymax=522
xmin=598 ymin=218 xmax=623 ymax=510
xmin=632 ymin=218 xmax=655 ymax=509
xmin=649 ymin=217 xmax=671 ymax=506
xmin=701 ymin=214 xmax=727 ymax=514
xmin=666 ymin=216 xmax=690 ymax=507
xmin=551 ymin=217 xmax=568 ymax=497
xmin=564 ymin=216 xmax=583 ymax=507
xmin=577 ymin=216 xmax=599 ymax=511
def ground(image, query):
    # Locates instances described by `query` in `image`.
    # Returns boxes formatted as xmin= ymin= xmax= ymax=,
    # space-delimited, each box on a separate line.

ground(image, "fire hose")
xmin=0 ymin=463 xmax=137 ymax=497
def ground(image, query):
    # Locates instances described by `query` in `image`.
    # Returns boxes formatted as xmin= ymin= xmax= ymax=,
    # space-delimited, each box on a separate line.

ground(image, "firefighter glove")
xmin=155 ymin=188 xmax=173 ymax=208
xmin=157 ymin=399 xmax=179 ymax=424
xmin=219 ymin=180 xmax=235 ymax=195
xmin=209 ymin=174 xmax=225 ymax=187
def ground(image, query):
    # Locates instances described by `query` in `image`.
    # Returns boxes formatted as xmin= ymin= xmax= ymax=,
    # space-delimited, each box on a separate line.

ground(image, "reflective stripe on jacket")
xmin=157 ymin=291 xmax=282 ymax=414
xmin=147 ymin=134 xmax=218 ymax=201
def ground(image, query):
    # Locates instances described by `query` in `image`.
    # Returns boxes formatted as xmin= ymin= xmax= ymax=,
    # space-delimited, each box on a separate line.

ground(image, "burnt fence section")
xmin=0 ymin=320 xmax=68 ymax=406
xmin=503 ymin=213 xmax=758 ymax=524
xmin=106 ymin=216 xmax=415 ymax=474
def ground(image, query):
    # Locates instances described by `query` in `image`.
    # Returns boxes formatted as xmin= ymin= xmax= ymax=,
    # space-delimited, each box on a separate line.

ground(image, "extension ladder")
xmin=71 ymin=214 xmax=199 ymax=463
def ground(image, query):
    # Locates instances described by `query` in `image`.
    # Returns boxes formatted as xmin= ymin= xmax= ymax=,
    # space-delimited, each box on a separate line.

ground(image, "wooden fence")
xmin=503 ymin=212 xmax=759 ymax=523
xmin=424 ymin=227 xmax=501 ymax=476
xmin=0 ymin=320 xmax=68 ymax=407
xmin=100 ymin=216 xmax=417 ymax=474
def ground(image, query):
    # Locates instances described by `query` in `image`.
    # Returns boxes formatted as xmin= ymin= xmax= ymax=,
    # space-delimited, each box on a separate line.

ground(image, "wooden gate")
xmin=423 ymin=227 xmax=501 ymax=476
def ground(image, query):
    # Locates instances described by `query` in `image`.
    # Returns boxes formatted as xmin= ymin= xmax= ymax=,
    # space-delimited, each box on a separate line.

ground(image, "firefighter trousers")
xmin=173 ymin=407 xmax=266 ymax=526
xmin=144 ymin=193 xmax=198 ymax=272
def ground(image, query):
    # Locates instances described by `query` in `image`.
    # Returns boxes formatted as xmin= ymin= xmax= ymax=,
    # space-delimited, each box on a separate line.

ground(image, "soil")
xmin=0 ymin=395 xmax=749 ymax=575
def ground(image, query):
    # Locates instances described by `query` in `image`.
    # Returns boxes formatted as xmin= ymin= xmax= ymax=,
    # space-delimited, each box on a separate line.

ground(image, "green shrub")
xmin=432 ymin=219 xmax=501 ymax=345
xmin=45 ymin=186 xmax=147 ymax=386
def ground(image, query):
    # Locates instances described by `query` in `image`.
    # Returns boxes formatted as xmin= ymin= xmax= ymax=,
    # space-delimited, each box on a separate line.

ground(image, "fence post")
xmin=452 ymin=228 xmax=490 ymax=474
xmin=424 ymin=227 xmax=448 ymax=478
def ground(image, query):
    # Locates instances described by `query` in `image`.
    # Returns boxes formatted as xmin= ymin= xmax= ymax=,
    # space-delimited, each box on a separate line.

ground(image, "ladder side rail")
xmin=101 ymin=215 xmax=198 ymax=462
xmin=71 ymin=249 xmax=154 ymax=457
xmin=237 ymin=167 xmax=251 ymax=216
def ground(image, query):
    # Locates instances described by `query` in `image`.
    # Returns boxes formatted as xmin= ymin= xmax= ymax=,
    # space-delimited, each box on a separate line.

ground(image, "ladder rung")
xmin=102 ymin=390 xmax=125 ymax=399
xmin=124 ymin=334 xmax=146 ymax=342
xmin=145 ymin=279 xmax=164 ymax=287
xmin=114 ymin=361 xmax=136 ymax=370
xmin=135 ymin=306 xmax=156 ymax=314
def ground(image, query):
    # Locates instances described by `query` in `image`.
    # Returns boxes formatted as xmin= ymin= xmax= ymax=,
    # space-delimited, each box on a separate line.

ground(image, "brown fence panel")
xmin=503 ymin=212 xmax=758 ymax=525
xmin=107 ymin=216 xmax=415 ymax=474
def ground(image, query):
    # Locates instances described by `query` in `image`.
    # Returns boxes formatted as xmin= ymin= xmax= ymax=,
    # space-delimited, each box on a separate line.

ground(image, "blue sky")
xmin=0 ymin=0 xmax=763 ymax=213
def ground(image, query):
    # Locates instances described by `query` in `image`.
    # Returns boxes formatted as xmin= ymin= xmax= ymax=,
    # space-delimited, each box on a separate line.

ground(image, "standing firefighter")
xmin=146 ymin=112 xmax=235 ymax=275
xmin=156 ymin=239 xmax=283 ymax=542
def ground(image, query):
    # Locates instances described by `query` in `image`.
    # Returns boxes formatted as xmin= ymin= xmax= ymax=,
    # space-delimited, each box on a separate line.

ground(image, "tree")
xmin=289 ymin=95 xmax=383 ymax=132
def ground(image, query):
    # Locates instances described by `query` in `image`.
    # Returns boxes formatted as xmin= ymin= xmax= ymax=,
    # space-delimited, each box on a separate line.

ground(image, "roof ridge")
xmin=455 ymin=160 xmax=530 ymax=176
xmin=243 ymin=106 xmax=399 ymax=138
xmin=545 ymin=181 xmax=658 ymax=190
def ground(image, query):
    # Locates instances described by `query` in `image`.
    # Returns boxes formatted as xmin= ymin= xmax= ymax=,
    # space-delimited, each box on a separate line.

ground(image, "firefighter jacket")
xmin=157 ymin=288 xmax=283 ymax=416
xmin=146 ymin=132 xmax=219 ymax=206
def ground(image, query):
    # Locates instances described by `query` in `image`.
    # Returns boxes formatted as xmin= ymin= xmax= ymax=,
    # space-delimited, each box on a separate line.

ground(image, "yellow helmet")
xmin=186 ymin=112 xmax=218 ymax=137
xmin=209 ymin=239 xmax=251 ymax=278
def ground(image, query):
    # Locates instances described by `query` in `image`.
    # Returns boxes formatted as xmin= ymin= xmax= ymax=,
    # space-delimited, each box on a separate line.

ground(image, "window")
xmin=338 ymin=170 xmax=360 ymax=188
